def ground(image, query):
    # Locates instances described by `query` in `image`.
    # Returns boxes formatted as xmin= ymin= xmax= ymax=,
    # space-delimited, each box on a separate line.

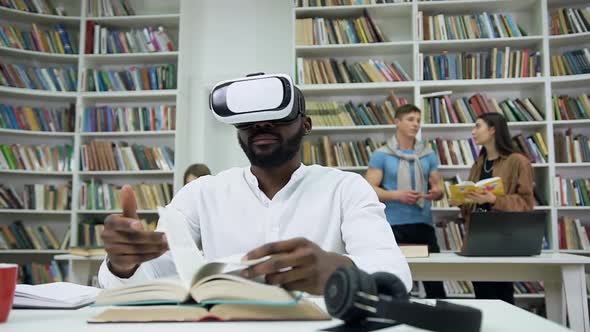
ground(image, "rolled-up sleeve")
xmin=98 ymin=181 xmax=202 ymax=288
xmin=339 ymin=174 xmax=413 ymax=292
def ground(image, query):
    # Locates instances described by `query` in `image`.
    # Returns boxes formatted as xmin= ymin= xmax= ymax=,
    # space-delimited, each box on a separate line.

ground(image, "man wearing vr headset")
xmin=98 ymin=73 xmax=412 ymax=295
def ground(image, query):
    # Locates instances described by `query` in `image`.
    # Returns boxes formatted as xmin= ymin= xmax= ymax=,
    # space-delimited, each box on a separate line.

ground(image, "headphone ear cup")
xmin=324 ymin=266 xmax=376 ymax=323
xmin=371 ymin=272 xmax=410 ymax=301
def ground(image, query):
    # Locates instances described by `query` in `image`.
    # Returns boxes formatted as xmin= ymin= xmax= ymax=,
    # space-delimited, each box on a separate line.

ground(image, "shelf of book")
xmin=0 ymin=87 xmax=77 ymax=99
xmin=86 ymin=13 xmax=180 ymax=26
xmin=420 ymin=121 xmax=547 ymax=130
xmin=554 ymin=163 xmax=590 ymax=168
xmin=0 ymin=46 xmax=78 ymax=61
xmin=295 ymin=2 xmax=411 ymax=17
xmin=560 ymin=250 xmax=590 ymax=255
xmin=0 ymin=250 xmax=68 ymax=254
xmin=78 ymin=130 xmax=176 ymax=137
xmin=418 ymin=36 xmax=543 ymax=53
xmin=296 ymin=42 xmax=413 ymax=57
xmin=0 ymin=0 xmax=182 ymax=284
xmin=76 ymin=209 xmax=158 ymax=214
xmin=312 ymin=125 xmax=395 ymax=132
xmin=556 ymin=207 xmax=590 ymax=211
xmin=299 ymin=82 xmax=415 ymax=95
xmin=420 ymin=78 xmax=545 ymax=89
xmin=0 ymin=209 xmax=72 ymax=215
xmin=418 ymin=0 xmax=540 ymax=11
xmin=553 ymin=120 xmax=590 ymax=128
xmin=551 ymin=74 xmax=590 ymax=85
xmin=77 ymin=171 xmax=174 ymax=176
xmin=549 ymin=32 xmax=590 ymax=48
xmin=83 ymin=52 xmax=179 ymax=65
xmin=0 ymin=6 xmax=80 ymax=24
xmin=54 ymin=254 xmax=105 ymax=261
xmin=0 ymin=128 xmax=74 ymax=137
xmin=81 ymin=90 xmax=178 ymax=100
xmin=0 ymin=170 xmax=72 ymax=176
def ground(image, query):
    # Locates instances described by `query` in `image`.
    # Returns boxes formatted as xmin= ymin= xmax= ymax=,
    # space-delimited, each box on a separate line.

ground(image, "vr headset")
xmin=209 ymin=73 xmax=304 ymax=128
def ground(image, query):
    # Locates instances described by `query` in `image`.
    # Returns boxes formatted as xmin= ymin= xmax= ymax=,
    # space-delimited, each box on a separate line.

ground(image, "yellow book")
xmin=450 ymin=177 xmax=505 ymax=204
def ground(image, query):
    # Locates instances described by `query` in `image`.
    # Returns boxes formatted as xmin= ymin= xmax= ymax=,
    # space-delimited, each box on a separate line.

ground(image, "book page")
xmin=157 ymin=206 xmax=205 ymax=289
xmin=157 ymin=206 xmax=271 ymax=289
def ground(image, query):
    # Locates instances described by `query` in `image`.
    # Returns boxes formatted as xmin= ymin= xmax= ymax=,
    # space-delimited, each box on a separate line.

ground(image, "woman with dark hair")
xmin=183 ymin=163 xmax=211 ymax=184
xmin=457 ymin=112 xmax=535 ymax=304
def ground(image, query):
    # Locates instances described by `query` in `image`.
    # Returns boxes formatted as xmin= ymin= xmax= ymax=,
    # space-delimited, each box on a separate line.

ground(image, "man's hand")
xmin=101 ymin=185 xmax=168 ymax=278
xmin=465 ymin=191 xmax=497 ymax=205
xmin=422 ymin=177 xmax=443 ymax=201
xmin=240 ymin=237 xmax=353 ymax=295
xmin=393 ymin=189 xmax=421 ymax=205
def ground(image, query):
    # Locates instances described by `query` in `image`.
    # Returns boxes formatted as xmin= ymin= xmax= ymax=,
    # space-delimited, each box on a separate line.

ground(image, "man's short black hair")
xmin=395 ymin=104 xmax=421 ymax=119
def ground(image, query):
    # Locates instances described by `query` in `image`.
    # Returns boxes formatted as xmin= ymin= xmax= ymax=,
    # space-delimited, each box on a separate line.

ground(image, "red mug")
xmin=0 ymin=264 xmax=17 ymax=323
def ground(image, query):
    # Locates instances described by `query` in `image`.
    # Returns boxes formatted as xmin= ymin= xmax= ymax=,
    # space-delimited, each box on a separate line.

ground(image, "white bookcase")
xmin=295 ymin=0 xmax=590 ymax=302
xmin=0 ymin=0 xmax=185 ymax=284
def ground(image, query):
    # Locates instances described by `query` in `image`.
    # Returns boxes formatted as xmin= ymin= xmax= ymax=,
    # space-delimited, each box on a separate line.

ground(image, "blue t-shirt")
xmin=368 ymin=150 xmax=439 ymax=226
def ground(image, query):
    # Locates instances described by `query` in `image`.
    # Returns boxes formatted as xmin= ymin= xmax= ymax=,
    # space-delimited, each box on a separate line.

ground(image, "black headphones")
xmin=324 ymin=267 xmax=482 ymax=332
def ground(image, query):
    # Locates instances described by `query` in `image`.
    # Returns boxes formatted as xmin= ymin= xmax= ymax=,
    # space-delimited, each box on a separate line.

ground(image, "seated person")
xmin=183 ymin=163 xmax=211 ymax=184
xmin=98 ymin=73 xmax=412 ymax=295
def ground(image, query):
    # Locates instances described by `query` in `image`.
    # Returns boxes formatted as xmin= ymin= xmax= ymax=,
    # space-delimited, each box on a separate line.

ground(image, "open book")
xmin=449 ymin=177 xmax=505 ymax=204
xmin=92 ymin=206 xmax=329 ymax=322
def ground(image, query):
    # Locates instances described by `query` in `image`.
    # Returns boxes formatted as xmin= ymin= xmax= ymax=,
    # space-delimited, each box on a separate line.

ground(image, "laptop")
xmin=458 ymin=211 xmax=547 ymax=257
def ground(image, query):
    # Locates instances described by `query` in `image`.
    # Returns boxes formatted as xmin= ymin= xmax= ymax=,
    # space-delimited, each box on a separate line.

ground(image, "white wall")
xmin=176 ymin=0 xmax=294 ymax=181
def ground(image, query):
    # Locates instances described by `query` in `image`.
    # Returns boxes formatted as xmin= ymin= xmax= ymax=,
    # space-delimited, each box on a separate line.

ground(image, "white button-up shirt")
xmin=98 ymin=164 xmax=412 ymax=291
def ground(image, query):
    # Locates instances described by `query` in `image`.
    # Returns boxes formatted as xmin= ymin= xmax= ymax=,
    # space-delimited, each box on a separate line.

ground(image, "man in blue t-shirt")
xmin=365 ymin=104 xmax=446 ymax=299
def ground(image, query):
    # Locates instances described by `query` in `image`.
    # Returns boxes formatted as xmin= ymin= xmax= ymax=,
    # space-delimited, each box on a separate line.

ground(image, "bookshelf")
xmin=0 ymin=0 xmax=183 ymax=285
xmin=294 ymin=0 xmax=590 ymax=303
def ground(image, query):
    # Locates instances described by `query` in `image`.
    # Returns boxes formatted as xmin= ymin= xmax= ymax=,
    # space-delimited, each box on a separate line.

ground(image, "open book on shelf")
xmin=91 ymin=206 xmax=329 ymax=322
xmin=449 ymin=177 xmax=505 ymax=204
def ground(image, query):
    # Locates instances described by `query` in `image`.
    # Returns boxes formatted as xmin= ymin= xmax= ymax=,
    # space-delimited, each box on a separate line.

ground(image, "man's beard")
xmin=238 ymin=126 xmax=305 ymax=169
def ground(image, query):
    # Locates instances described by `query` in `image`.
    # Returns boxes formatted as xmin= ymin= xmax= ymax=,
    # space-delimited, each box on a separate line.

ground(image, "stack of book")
xmin=301 ymin=136 xmax=384 ymax=167
xmin=0 ymin=183 xmax=71 ymax=210
xmin=422 ymin=48 xmax=541 ymax=80
xmin=296 ymin=13 xmax=385 ymax=45
xmin=421 ymin=91 xmax=544 ymax=124
xmin=419 ymin=12 xmax=526 ymax=40
xmin=0 ymin=144 xmax=73 ymax=172
xmin=85 ymin=64 xmax=177 ymax=91
xmin=296 ymin=58 xmax=410 ymax=84
xmin=0 ymin=0 xmax=66 ymax=15
xmin=550 ymin=48 xmax=590 ymax=76
xmin=0 ymin=23 xmax=77 ymax=54
xmin=0 ymin=220 xmax=65 ymax=250
xmin=82 ymin=104 xmax=176 ymax=132
xmin=434 ymin=221 xmax=465 ymax=251
xmin=0 ymin=103 xmax=75 ymax=132
xmin=550 ymin=7 xmax=590 ymax=35
xmin=0 ymin=63 xmax=77 ymax=91
xmin=553 ymin=94 xmax=590 ymax=120
xmin=428 ymin=138 xmax=479 ymax=166
xmin=512 ymin=132 xmax=548 ymax=164
xmin=554 ymin=129 xmax=590 ymax=163
xmin=87 ymin=0 xmax=135 ymax=17
xmin=307 ymin=92 xmax=408 ymax=126
xmin=85 ymin=24 xmax=175 ymax=54
xmin=558 ymin=216 xmax=590 ymax=251
xmin=555 ymin=176 xmax=590 ymax=207
xmin=17 ymin=262 xmax=66 ymax=285
xmin=79 ymin=140 xmax=174 ymax=172
xmin=79 ymin=180 xmax=173 ymax=211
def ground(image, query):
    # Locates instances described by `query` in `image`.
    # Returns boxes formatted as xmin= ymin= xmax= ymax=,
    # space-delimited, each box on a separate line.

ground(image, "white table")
xmin=0 ymin=299 xmax=570 ymax=332
xmin=407 ymin=253 xmax=590 ymax=332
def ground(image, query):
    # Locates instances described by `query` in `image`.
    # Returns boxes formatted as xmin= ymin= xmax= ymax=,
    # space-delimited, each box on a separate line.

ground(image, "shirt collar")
xmin=244 ymin=163 xmax=308 ymax=201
